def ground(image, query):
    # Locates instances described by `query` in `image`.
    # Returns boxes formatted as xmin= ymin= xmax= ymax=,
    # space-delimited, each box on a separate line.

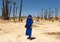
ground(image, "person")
xmin=25 ymin=15 xmax=33 ymax=40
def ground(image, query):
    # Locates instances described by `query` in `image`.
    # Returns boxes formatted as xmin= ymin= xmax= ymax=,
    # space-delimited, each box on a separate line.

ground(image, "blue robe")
xmin=25 ymin=18 xmax=33 ymax=36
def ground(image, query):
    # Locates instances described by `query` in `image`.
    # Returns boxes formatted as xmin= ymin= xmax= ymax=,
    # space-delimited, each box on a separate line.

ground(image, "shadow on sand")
xmin=44 ymin=32 xmax=60 ymax=39
xmin=28 ymin=37 xmax=36 ymax=40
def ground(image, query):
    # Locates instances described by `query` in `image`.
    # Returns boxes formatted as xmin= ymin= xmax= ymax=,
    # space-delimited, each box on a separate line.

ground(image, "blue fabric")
xmin=25 ymin=16 xmax=33 ymax=36
xmin=26 ymin=18 xmax=33 ymax=28
xmin=26 ymin=28 xmax=32 ymax=36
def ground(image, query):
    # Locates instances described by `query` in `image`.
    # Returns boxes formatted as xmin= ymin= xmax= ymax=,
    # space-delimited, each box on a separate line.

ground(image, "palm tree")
xmin=44 ymin=9 xmax=48 ymax=19
xmin=2 ymin=0 xmax=5 ymax=19
xmin=42 ymin=8 xmax=44 ymax=20
xmin=16 ymin=6 xmax=18 ymax=19
xmin=55 ymin=8 xmax=58 ymax=20
xmin=13 ymin=2 xmax=16 ymax=21
xmin=9 ymin=0 xmax=12 ymax=19
xmin=5 ymin=0 xmax=10 ymax=20
xmin=2 ymin=0 xmax=9 ymax=20
xmin=48 ymin=8 xmax=51 ymax=20
xmin=19 ymin=0 xmax=23 ymax=21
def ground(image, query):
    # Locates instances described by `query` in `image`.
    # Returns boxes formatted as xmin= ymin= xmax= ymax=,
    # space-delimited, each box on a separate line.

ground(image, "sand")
xmin=0 ymin=20 xmax=60 ymax=42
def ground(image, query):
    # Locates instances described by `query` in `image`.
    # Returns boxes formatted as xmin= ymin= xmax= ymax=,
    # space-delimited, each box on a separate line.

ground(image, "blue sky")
xmin=0 ymin=0 xmax=60 ymax=17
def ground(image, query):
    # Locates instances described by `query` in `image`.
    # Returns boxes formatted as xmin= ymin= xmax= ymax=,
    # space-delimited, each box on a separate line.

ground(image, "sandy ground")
xmin=0 ymin=20 xmax=60 ymax=42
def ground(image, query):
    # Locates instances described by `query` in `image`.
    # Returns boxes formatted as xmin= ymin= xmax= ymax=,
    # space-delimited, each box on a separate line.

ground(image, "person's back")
xmin=25 ymin=15 xmax=33 ymax=40
xmin=26 ymin=17 xmax=33 ymax=28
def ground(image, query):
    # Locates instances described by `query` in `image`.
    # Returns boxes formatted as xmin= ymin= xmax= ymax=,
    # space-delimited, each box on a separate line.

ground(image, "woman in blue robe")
xmin=25 ymin=15 xmax=33 ymax=39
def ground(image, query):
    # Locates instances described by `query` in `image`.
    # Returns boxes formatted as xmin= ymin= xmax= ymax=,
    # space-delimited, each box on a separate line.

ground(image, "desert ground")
xmin=0 ymin=19 xmax=60 ymax=42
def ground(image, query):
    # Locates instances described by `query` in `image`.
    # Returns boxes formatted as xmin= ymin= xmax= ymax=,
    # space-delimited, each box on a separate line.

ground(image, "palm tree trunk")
xmin=2 ymin=0 xmax=5 ymax=19
xmin=9 ymin=0 xmax=12 ymax=18
xmin=5 ymin=0 xmax=9 ymax=20
xmin=42 ymin=8 xmax=44 ymax=20
xmin=13 ymin=5 xmax=15 ymax=21
xmin=19 ymin=0 xmax=23 ymax=21
xmin=16 ymin=7 xmax=17 ymax=19
xmin=13 ymin=3 xmax=16 ymax=21
xmin=48 ymin=8 xmax=51 ymax=20
xmin=55 ymin=8 xmax=58 ymax=20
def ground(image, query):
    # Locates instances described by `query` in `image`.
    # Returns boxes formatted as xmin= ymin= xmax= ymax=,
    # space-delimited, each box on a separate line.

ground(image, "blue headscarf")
xmin=28 ymin=15 xmax=32 ymax=18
